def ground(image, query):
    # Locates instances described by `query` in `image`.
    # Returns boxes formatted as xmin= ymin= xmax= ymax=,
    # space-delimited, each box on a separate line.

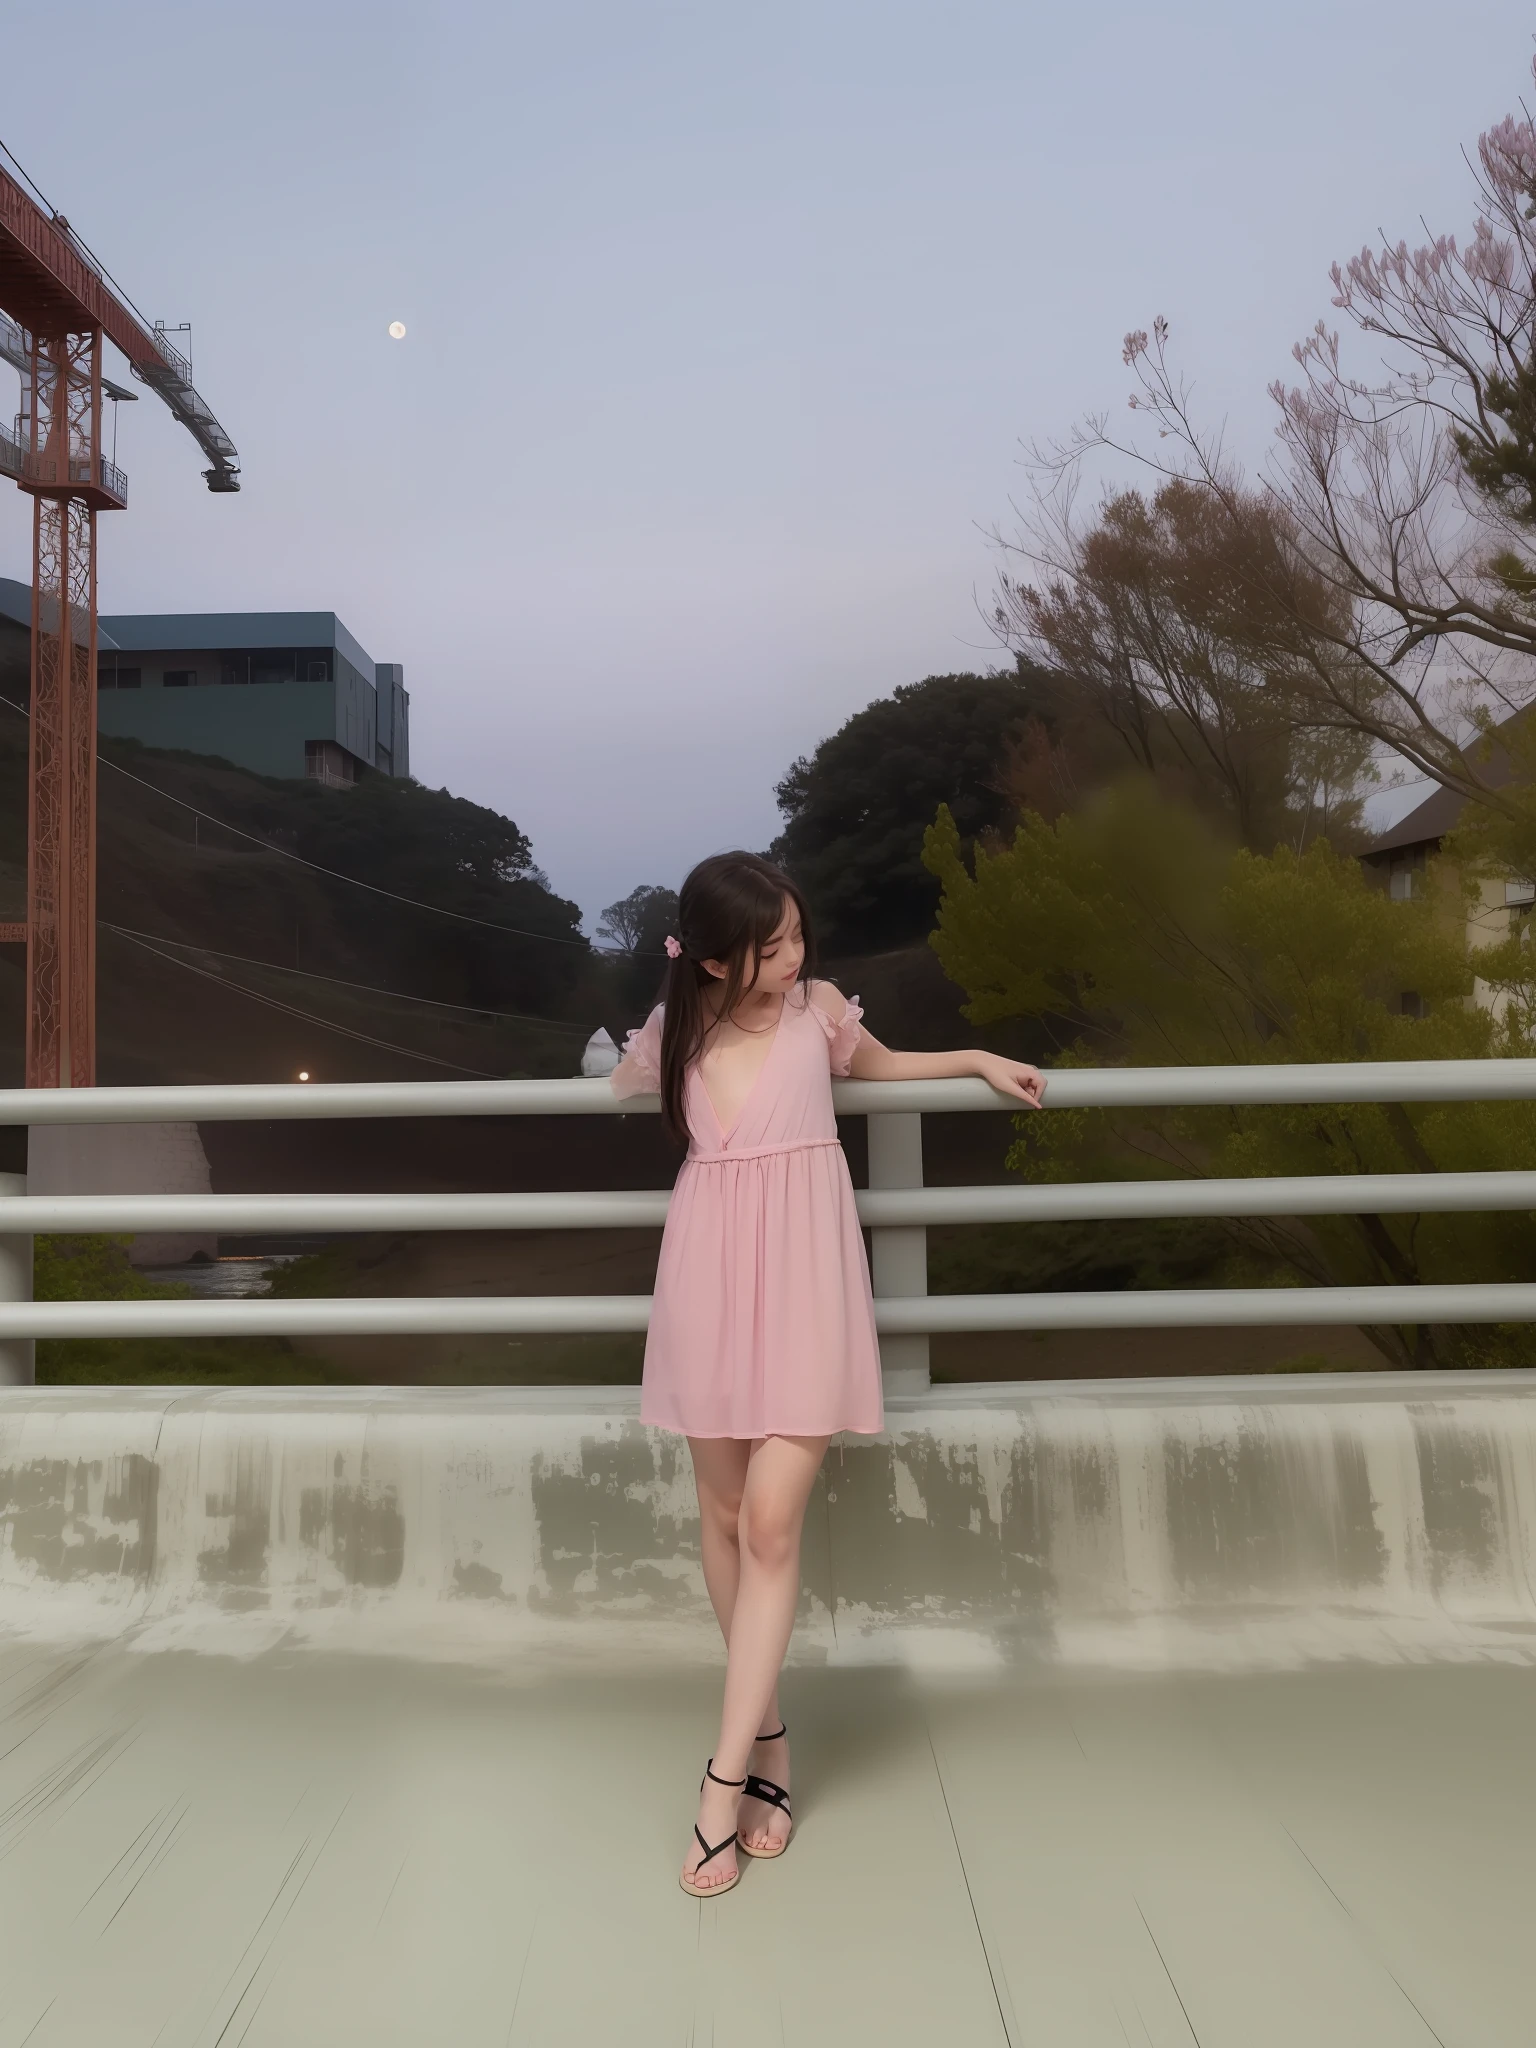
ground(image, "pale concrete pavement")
xmin=1 ymin=1646 xmax=1530 ymax=2047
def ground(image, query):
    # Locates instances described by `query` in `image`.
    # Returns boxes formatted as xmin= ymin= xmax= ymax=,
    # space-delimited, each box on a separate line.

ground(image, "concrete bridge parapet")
xmin=3 ymin=1373 xmax=1535 ymax=1674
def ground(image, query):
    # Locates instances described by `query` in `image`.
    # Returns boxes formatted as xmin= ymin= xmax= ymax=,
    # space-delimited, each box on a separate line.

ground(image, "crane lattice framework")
xmin=0 ymin=159 xmax=239 ymax=1087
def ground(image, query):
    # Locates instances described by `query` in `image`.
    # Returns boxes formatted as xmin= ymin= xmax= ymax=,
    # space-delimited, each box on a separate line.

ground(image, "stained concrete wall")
xmin=2 ymin=1376 xmax=1535 ymax=1672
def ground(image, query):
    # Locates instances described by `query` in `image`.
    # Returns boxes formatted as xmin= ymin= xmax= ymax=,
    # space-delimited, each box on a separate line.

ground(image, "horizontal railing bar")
xmin=862 ymin=1169 xmax=1536 ymax=1225
xmin=6 ymin=1282 xmax=1536 ymax=1339
xmin=877 ymin=1286 xmax=1536 ymax=1332
xmin=7 ymin=1058 xmax=1536 ymax=1125
xmin=0 ymin=1192 xmax=674 ymax=1233
xmin=0 ymin=1078 xmax=641 ymax=1126
xmin=0 ymin=1296 xmax=653 ymax=1337
xmin=840 ymin=1059 xmax=1536 ymax=1111
xmin=8 ymin=1170 xmax=1536 ymax=1237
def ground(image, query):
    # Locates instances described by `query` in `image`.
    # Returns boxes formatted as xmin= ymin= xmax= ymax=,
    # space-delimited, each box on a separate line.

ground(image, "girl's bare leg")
xmin=688 ymin=1434 xmax=790 ymax=1733
xmin=689 ymin=1435 xmax=751 ymax=1645
xmin=680 ymin=1434 xmax=828 ymax=1885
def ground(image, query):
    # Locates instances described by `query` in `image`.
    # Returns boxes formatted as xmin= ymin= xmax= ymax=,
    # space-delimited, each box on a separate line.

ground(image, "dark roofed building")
xmin=1361 ymin=742 xmax=1532 ymax=1009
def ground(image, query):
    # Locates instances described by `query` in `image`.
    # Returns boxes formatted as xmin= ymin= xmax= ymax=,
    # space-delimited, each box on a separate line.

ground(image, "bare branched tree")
xmin=992 ymin=474 xmax=1374 ymax=849
xmin=1003 ymin=59 xmax=1536 ymax=826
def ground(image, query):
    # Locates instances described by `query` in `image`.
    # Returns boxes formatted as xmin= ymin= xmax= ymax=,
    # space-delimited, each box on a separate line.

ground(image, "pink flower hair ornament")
xmin=664 ymin=935 xmax=683 ymax=959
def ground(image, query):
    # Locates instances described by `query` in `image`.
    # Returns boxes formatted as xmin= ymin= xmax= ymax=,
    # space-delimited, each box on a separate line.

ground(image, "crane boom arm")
xmin=0 ymin=162 xmax=240 ymax=492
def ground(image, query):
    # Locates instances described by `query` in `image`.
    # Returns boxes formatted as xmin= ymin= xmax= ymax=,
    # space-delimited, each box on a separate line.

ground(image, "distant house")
xmin=1361 ymin=752 xmax=1532 ymax=1015
xmin=0 ymin=578 xmax=410 ymax=787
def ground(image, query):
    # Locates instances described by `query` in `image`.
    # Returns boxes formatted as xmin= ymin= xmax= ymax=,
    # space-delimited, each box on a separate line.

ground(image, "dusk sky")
xmin=4 ymin=2 xmax=1533 ymax=925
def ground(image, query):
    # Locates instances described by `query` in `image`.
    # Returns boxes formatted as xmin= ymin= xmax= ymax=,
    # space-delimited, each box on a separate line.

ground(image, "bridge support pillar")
xmin=868 ymin=1111 xmax=930 ymax=1394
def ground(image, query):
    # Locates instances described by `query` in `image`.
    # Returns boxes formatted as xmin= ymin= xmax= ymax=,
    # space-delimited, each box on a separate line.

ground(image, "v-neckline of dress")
xmin=701 ymin=993 xmax=788 ymax=1146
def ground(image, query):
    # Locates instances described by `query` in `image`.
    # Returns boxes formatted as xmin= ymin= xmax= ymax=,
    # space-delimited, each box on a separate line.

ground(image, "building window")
xmin=98 ymin=666 xmax=141 ymax=690
xmin=220 ymin=659 xmax=248 ymax=686
xmin=305 ymin=740 xmax=356 ymax=788
xmin=1399 ymin=991 xmax=1426 ymax=1020
xmin=1388 ymin=850 xmax=1425 ymax=900
xmin=162 ymin=669 xmax=195 ymax=688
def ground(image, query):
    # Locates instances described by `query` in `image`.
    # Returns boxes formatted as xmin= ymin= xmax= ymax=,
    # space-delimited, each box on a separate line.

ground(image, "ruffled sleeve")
xmin=810 ymin=987 xmax=864 ymax=1076
xmin=609 ymin=1004 xmax=664 ymax=1099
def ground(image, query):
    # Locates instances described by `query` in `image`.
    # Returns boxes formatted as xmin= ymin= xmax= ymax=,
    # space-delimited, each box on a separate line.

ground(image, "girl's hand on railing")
xmin=972 ymin=1053 xmax=1046 ymax=1108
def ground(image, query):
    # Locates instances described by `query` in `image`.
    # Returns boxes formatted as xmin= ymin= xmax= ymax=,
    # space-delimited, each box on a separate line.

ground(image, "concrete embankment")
xmin=2 ymin=1374 xmax=1534 ymax=1670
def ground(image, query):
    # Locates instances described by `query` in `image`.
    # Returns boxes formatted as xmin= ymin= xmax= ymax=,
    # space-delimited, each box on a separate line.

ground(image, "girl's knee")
xmin=699 ymin=1486 xmax=744 ymax=1539
xmin=740 ymin=1504 xmax=796 ymax=1572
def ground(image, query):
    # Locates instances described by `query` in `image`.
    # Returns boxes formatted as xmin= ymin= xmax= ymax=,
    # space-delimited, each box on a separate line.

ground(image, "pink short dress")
xmin=612 ymin=981 xmax=885 ymax=1440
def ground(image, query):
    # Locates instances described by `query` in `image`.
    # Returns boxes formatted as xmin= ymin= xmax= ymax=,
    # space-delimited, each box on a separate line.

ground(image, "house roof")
xmin=1366 ymin=718 xmax=1522 ymax=856
xmin=1368 ymin=781 xmax=1473 ymax=855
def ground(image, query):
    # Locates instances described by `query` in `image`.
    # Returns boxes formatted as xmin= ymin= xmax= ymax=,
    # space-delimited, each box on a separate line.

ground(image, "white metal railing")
xmin=4 ymin=1059 xmax=1536 ymax=1388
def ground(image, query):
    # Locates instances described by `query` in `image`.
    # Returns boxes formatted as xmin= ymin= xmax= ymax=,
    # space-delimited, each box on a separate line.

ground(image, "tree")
xmin=769 ymin=669 xmax=1051 ymax=952
xmin=921 ymin=777 xmax=1536 ymax=1369
xmin=122 ymin=758 xmax=591 ymax=1018
xmin=1069 ymin=64 xmax=1536 ymax=846
xmin=597 ymin=884 xmax=678 ymax=955
xmin=992 ymin=477 xmax=1374 ymax=851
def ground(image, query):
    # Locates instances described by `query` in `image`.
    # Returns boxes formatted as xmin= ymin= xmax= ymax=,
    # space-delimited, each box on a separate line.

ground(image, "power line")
xmin=101 ymin=920 xmax=592 ymax=1032
xmin=105 ymin=927 xmax=500 ymax=1077
xmin=99 ymin=751 xmax=605 ymax=947
xmin=0 ymin=692 xmax=651 ymax=954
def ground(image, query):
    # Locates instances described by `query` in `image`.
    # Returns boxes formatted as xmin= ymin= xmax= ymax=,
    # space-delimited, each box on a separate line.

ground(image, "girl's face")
xmin=753 ymin=898 xmax=805 ymax=992
xmin=704 ymin=896 xmax=805 ymax=995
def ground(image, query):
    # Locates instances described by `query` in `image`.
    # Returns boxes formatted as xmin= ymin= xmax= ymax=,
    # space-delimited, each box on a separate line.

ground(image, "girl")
xmin=609 ymin=850 xmax=1045 ymax=1897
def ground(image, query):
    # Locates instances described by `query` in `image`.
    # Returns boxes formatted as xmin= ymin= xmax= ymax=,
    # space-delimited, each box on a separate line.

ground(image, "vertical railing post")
xmin=0 ymin=1128 xmax=33 ymax=1387
xmin=867 ymin=1110 xmax=930 ymax=1394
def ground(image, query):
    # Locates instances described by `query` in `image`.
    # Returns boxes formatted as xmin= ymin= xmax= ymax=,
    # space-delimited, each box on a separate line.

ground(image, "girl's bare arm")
xmin=812 ymin=983 xmax=1046 ymax=1108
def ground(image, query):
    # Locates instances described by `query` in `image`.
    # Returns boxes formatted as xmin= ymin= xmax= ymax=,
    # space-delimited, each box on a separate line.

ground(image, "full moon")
xmin=388 ymin=321 xmax=406 ymax=340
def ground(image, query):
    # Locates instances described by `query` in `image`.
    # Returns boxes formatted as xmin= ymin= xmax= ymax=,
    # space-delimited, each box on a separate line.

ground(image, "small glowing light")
xmin=298 ymin=1070 xmax=311 ymax=1082
xmin=387 ymin=321 xmax=407 ymax=340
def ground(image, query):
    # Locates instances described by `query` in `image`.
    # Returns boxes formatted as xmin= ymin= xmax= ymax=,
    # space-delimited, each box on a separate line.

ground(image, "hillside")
xmin=0 ymin=707 xmax=614 ymax=1086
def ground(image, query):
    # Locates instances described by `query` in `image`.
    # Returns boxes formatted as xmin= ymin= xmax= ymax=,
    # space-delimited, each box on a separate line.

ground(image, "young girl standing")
xmin=609 ymin=850 xmax=1045 ymax=1897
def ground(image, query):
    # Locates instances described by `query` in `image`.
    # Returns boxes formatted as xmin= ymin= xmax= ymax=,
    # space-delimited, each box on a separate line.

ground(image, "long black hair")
xmin=655 ymin=851 xmax=817 ymax=1146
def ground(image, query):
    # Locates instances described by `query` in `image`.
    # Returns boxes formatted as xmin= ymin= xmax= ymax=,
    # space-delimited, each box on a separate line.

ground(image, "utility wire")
xmin=0 ymin=692 xmax=653 ymax=955
xmin=98 ymin=753 xmax=604 ymax=947
xmin=106 ymin=927 xmax=501 ymax=1077
xmin=102 ymin=921 xmax=592 ymax=1032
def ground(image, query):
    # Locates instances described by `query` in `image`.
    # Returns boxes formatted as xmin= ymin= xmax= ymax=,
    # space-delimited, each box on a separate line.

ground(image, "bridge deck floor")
xmin=0 ymin=1645 xmax=1528 ymax=2046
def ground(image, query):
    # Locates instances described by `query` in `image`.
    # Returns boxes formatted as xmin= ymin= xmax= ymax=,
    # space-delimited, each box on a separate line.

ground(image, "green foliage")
xmin=922 ymin=777 xmax=1536 ymax=1368
xmin=83 ymin=729 xmax=597 ymax=1063
xmin=35 ymin=1234 xmax=189 ymax=1304
xmin=597 ymin=882 xmax=678 ymax=1011
xmin=597 ymin=884 xmax=678 ymax=955
xmin=928 ymin=1216 xmax=1236 ymax=1297
xmin=31 ymin=1234 xmax=341 ymax=1385
xmin=262 ymin=1242 xmax=360 ymax=1298
xmin=1455 ymin=357 xmax=1536 ymax=528
xmin=1000 ymin=479 xmax=1375 ymax=854
xmin=770 ymin=669 xmax=1049 ymax=952
xmin=37 ymin=1338 xmax=338 ymax=1387
xmin=1443 ymin=713 xmax=1536 ymax=908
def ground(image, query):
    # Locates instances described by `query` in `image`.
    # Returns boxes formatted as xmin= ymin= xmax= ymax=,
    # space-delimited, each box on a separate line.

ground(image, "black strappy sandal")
xmin=679 ymin=1761 xmax=748 ymax=1898
xmin=737 ymin=1723 xmax=793 ymax=1860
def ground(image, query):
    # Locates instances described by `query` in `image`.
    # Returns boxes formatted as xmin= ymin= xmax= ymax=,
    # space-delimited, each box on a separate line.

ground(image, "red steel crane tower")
xmin=0 ymin=155 xmax=239 ymax=1087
